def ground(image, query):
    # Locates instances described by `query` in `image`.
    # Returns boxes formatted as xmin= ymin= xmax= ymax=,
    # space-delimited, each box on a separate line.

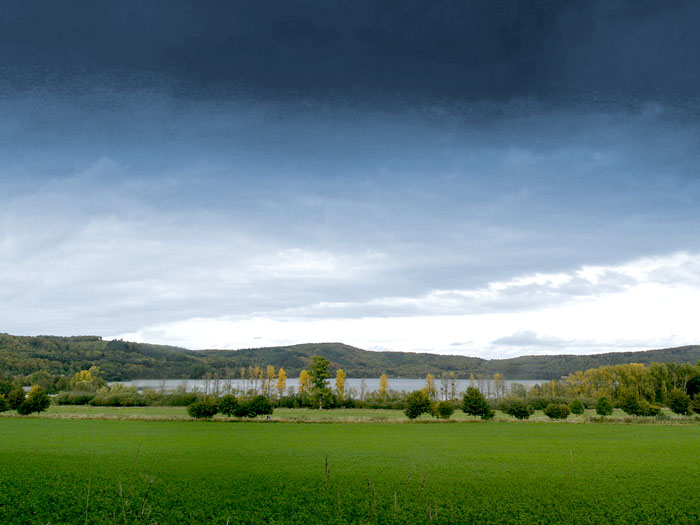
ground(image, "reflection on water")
xmin=114 ymin=377 xmax=548 ymax=396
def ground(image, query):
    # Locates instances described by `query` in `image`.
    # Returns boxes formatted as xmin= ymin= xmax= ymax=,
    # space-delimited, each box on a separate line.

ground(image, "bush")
xmin=621 ymin=395 xmax=661 ymax=417
xmin=54 ymin=391 xmax=97 ymax=405
xmin=691 ymin=394 xmax=700 ymax=415
xmin=235 ymin=395 xmax=274 ymax=418
xmin=433 ymin=401 xmax=455 ymax=419
xmin=89 ymin=393 xmax=148 ymax=407
xmin=162 ymin=391 xmax=200 ymax=406
xmin=248 ymin=395 xmax=274 ymax=417
xmin=668 ymin=388 xmax=691 ymax=415
xmin=544 ymin=403 xmax=570 ymax=419
xmin=526 ymin=396 xmax=571 ymax=411
xmin=218 ymin=394 xmax=239 ymax=416
xmin=595 ymin=396 xmax=613 ymax=416
xmin=0 ymin=394 xmax=9 ymax=412
xmin=404 ymin=390 xmax=433 ymax=420
xmin=570 ymin=399 xmax=585 ymax=415
xmin=621 ymin=394 xmax=641 ymax=416
xmin=462 ymin=387 xmax=494 ymax=420
xmin=187 ymin=398 xmax=219 ymax=419
xmin=503 ymin=400 xmax=534 ymax=420
xmin=638 ymin=399 xmax=661 ymax=417
xmin=17 ymin=386 xmax=50 ymax=415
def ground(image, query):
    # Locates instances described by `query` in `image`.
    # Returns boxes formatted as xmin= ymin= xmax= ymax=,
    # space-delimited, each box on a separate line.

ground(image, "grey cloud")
xmin=491 ymin=330 xmax=570 ymax=347
xmin=2 ymin=1 xmax=699 ymax=110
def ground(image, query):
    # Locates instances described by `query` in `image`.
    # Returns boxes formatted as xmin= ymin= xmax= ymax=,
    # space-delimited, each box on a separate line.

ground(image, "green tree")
xmin=0 ymin=376 xmax=14 ymax=396
xmin=595 ymin=396 xmax=613 ymax=416
xmin=308 ymin=356 xmax=331 ymax=390
xmin=0 ymin=394 xmax=8 ymax=412
xmin=308 ymin=356 xmax=332 ymax=408
xmin=218 ymin=394 xmax=239 ymax=416
xmin=6 ymin=388 xmax=26 ymax=410
xmin=404 ymin=390 xmax=433 ymax=419
xmin=570 ymin=399 xmax=585 ymax=415
xmin=461 ymin=387 xmax=494 ymax=420
xmin=16 ymin=386 xmax=50 ymax=415
xmin=668 ymin=388 xmax=691 ymax=415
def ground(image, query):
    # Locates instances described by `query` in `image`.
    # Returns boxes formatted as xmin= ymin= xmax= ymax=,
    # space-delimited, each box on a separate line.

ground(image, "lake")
xmin=114 ymin=377 xmax=549 ymax=396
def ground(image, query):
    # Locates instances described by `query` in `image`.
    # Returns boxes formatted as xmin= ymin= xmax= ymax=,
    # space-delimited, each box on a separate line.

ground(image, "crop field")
xmin=1 ymin=418 xmax=700 ymax=524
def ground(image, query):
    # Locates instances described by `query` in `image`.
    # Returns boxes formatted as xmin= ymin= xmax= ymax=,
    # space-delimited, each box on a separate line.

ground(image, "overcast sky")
xmin=2 ymin=1 xmax=700 ymax=357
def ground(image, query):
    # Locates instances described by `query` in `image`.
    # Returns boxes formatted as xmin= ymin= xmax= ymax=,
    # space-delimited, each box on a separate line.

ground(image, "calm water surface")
xmin=115 ymin=378 xmax=548 ymax=395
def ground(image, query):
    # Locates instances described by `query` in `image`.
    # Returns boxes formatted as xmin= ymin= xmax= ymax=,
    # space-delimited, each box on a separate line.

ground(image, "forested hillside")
xmin=1 ymin=333 xmax=699 ymax=381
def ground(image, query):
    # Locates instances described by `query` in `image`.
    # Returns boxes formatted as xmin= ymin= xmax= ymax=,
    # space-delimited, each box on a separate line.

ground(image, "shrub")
xmin=526 ymin=396 xmax=571 ymax=411
xmin=162 ymin=391 xmax=200 ymax=406
xmin=503 ymin=400 xmax=534 ymax=420
xmin=570 ymin=399 xmax=585 ymax=415
xmin=247 ymin=395 xmax=274 ymax=417
xmin=433 ymin=401 xmax=455 ymax=419
xmin=462 ymin=387 xmax=494 ymax=420
xmin=54 ymin=391 xmax=97 ymax=405
xmin=595 ymin=396 xmax=613 ymax=416
xmin=404 ymin=390 xmax=433 ymax=420
xmin=235 ymin=395 xmax=274 ymax=418
xmin=621 ymin=395 xmax=661 ymax=417
xmin=691 ymin=394 xmax=700 ymax=415
xmin=17 ymin=386 xmax=50 ymax=415
xmin=218 ymin=394 xmax=239 ymax=416
xmin=544 ymin=403 xmax=570 ymax=420
xmin=89 ymin=393 xmax=148 ymax=407
xmin=187 ymin=398 xmax=219 ymax=419
xmin=638 ymin=399 xmax=661 ymax=417
xmin=621 ymin=394 xmax=641 ymax=416
xmin=668 ymin=388 xmax=691 ymax=415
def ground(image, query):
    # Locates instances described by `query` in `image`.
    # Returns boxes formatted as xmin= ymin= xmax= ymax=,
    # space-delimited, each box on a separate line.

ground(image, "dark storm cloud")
xmin=2 ymin=0 xmax=699 ymax=107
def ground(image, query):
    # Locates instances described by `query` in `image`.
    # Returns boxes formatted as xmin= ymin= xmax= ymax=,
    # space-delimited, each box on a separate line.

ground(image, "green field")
xmin=1 ymin=417 xmax=699 ymax=524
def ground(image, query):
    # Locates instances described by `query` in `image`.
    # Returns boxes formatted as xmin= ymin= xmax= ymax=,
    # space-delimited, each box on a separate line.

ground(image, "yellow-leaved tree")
xmin=277 ymin=367 xmax=287 ymax=398
xmin=424 ymin=373 xmax=436 ymax=400
xmin=493 ymin=373 xmax=505 ymax=398
xmin=379 ymin=373 xmax=388 ymax=399
xmin=69 ymin=366 xmax=106 ymax=392
xmin=335 ymin=368 xmax=346 ymax=401
xmin=266 ymin=365 xmax=276 ymax=396
xmin=298 ymin=370 xmax=310 ymax=396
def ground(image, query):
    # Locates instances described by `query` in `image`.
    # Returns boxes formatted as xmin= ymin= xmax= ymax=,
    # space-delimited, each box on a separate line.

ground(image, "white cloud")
xmin=4 ymin=157 xmax=700 ymax=358
xmin=115 ymin=252 xmax=700 ymax=357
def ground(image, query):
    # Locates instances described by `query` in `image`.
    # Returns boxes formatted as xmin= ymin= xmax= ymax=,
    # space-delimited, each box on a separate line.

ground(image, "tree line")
xmin=2 ymin=357 xmax=699 ymax=421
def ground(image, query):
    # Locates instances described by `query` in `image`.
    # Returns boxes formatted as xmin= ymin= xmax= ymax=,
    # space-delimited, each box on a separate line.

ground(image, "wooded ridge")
xmin=1 ymin=333 xmax=699 ymax=381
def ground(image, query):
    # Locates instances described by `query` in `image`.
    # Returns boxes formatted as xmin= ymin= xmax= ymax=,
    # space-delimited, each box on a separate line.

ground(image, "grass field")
xmin=1 ymin=417 xmax=699 ymax=524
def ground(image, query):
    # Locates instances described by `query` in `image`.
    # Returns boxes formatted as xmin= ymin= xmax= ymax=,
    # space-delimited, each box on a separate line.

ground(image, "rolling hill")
xmin=1 ymin=333 xmax=699 ymax=381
